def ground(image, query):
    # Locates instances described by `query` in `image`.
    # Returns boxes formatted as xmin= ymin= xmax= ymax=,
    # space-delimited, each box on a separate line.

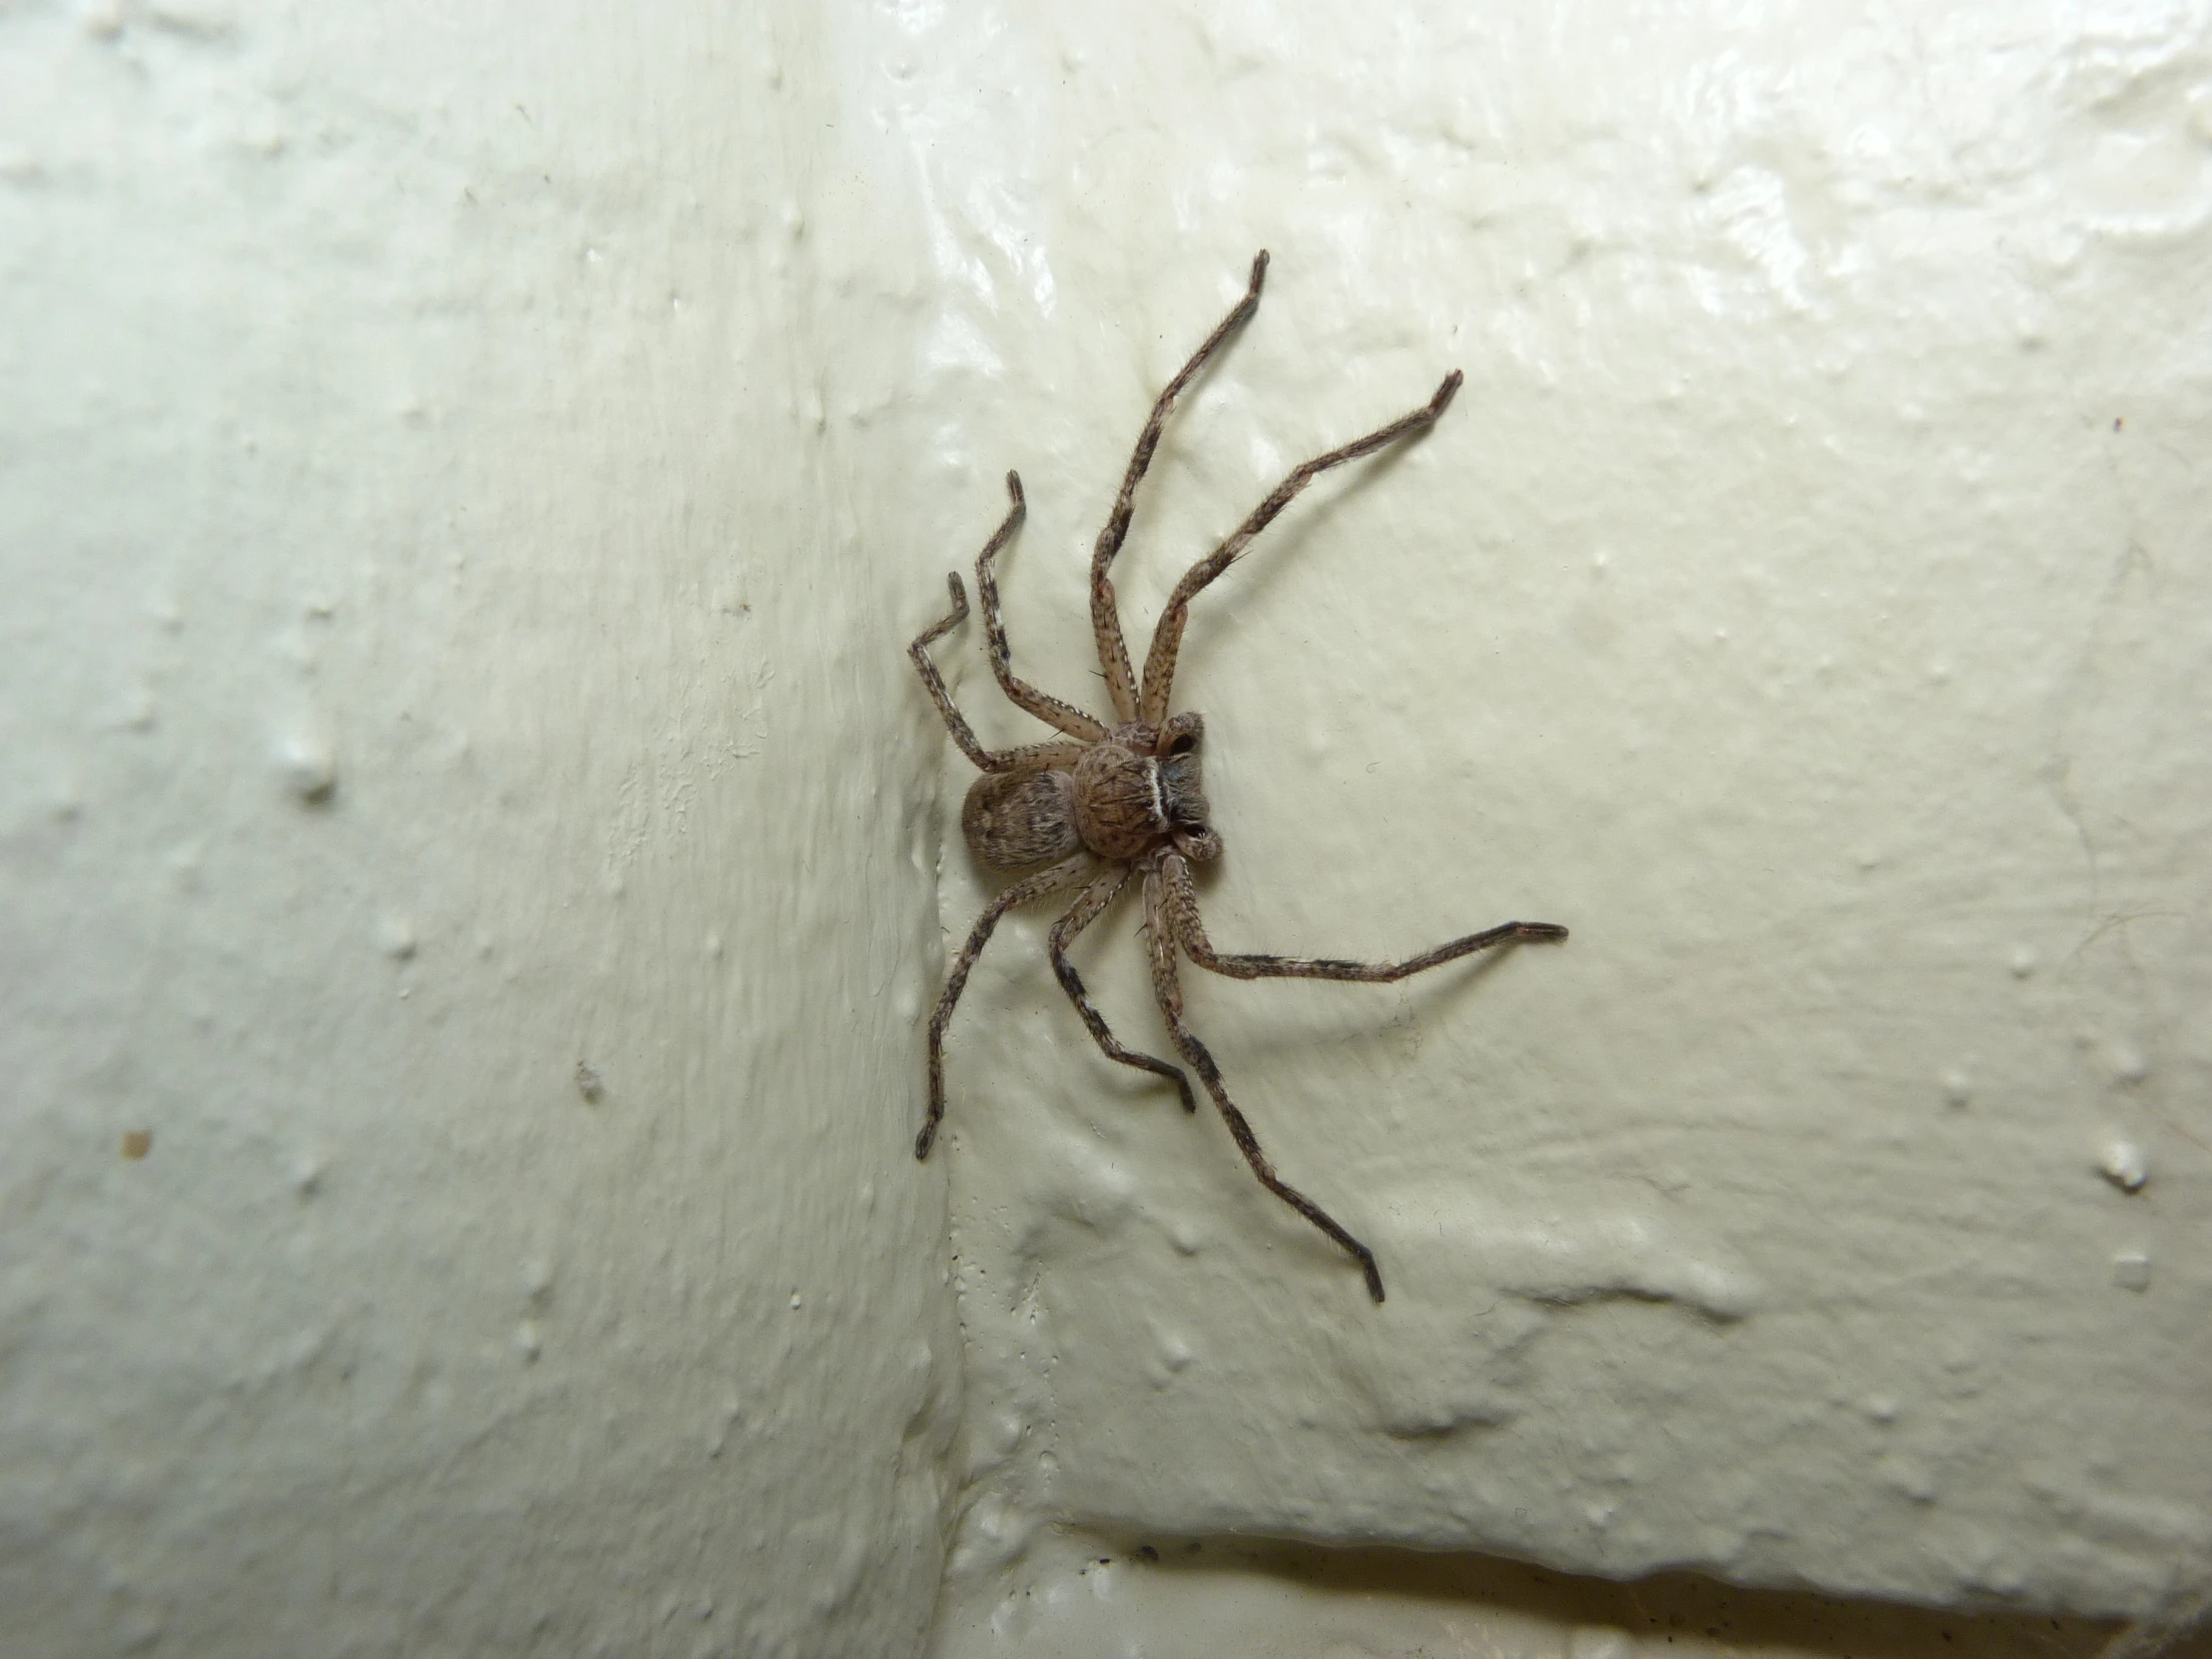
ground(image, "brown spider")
xmin=908 ymin=251 xmax=1566 ymax=1303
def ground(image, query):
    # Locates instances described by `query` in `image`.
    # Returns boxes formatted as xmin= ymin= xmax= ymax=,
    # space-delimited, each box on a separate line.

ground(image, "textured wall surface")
xmin=0 ymin=4 xmax=960 ymax=1655
xmin=7 ymin=0 xmax=2210 ymax=1654
xmin=879 ymin=0 xmax=2212 ymax=1645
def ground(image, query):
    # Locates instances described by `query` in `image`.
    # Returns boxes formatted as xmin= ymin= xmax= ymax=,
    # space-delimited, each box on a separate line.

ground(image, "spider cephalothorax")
xmin=909 ymin=251 xmax=1565 ymax=1303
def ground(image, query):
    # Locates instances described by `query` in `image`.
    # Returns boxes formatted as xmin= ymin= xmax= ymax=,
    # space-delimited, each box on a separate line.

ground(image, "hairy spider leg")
xmin=1157 ymin=850 xmax=1567 ymax=983
xmin=1142 ymin=868 xmax=1387 ymax=1304
xmin=1090 ymin=251 xmax=1271 ymax=725
xmin=908 ymin=570 xmax=1086 ymax=776
xmin=1139 ymin=369 xmax=1463 ymax=726
xmin=1047 ymin=865 xmax=1196 ymax=1111
xmin=917 ymin=853 xmax=1095 ymax=1159
xmin=974 ymin=470 xmax=1110 ymax=742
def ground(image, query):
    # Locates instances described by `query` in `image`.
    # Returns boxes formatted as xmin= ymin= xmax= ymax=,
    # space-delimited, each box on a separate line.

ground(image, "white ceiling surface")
xmin=878 ymin=0 xmax=2212 ymax=1633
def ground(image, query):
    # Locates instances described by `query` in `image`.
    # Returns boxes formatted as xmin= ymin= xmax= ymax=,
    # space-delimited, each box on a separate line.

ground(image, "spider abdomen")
xmin=961 ymin=768 xmax=1083 ymax=870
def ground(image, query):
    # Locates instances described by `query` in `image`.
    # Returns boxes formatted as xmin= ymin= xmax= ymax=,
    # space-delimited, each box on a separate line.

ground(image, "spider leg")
xmin=918 ymin=853 xmax=1095 ymax=1159
xmin=1159 ymin=850 xmax=1566 ymax=982
xmin=1047 ymin=865 xmax=1195 ymax=1111
xmin=974 ymin=471 xmax=1111 ymax=743
xmin=1142 ymin=868 xmax=1386 ymax=1303
xmin=1091 ymin=251 xmax=1270 ymax=725
xmin=1138 ymin=368 xmax=1462 ymax=726
xmin=909 ymin=571 xmax=1086 ymax=775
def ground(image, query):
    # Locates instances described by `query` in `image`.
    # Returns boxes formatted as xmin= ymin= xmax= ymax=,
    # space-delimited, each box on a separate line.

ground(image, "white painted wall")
xmin=1 ymin=4 xmax=960 ymax=1654
xmin=881 ymin=0 xmax=2212 ymax=1649
xmin=6 ymin=0 xmax=2209 ymax=1655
